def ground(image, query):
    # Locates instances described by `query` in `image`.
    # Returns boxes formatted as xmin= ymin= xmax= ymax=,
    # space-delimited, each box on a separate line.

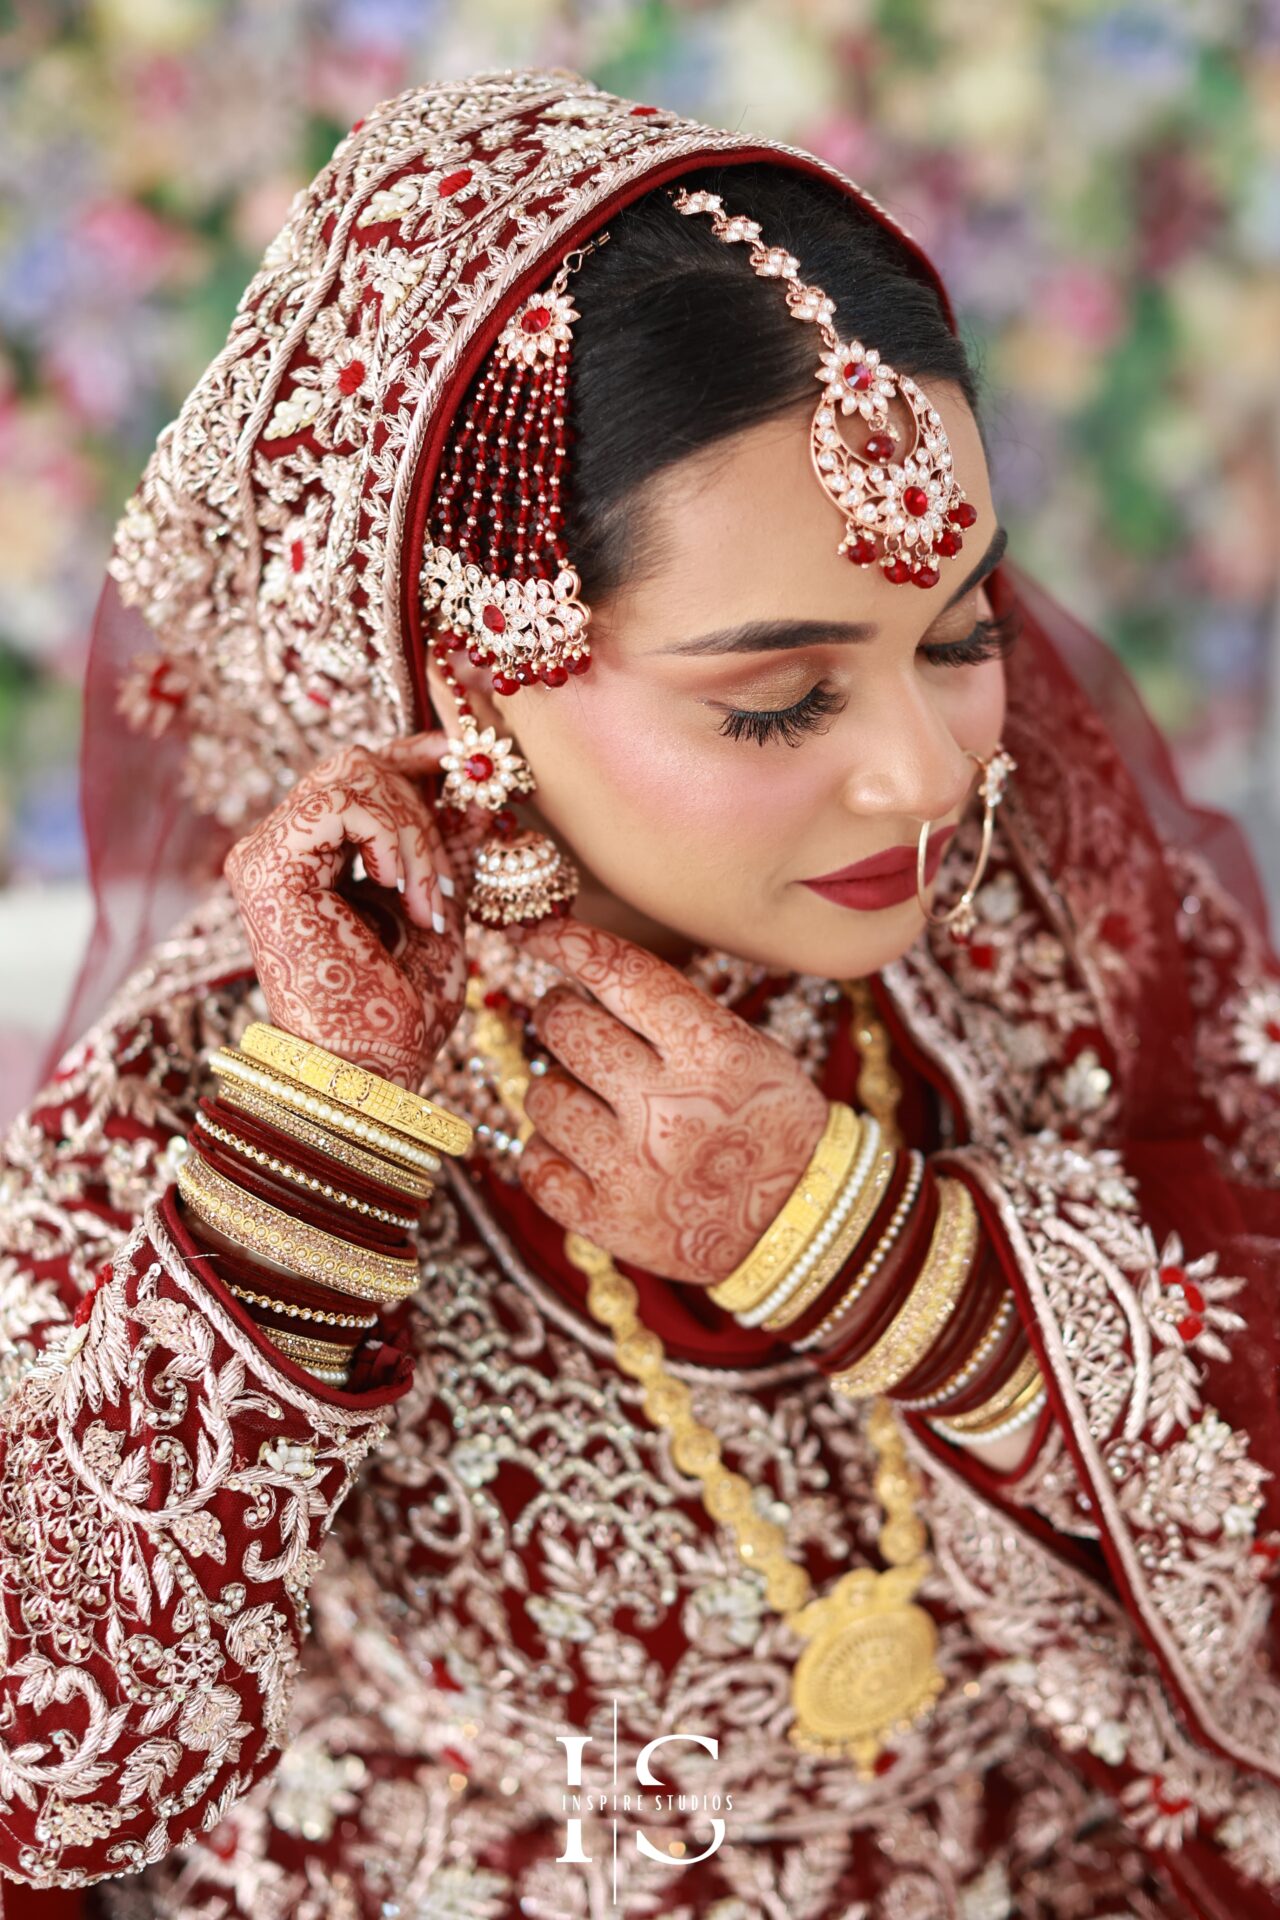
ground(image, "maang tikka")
xmin=420 ymin=193 xmax=993 ymax=926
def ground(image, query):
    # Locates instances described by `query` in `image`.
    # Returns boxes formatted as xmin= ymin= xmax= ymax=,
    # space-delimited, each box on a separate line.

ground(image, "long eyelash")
xmin=921 ymin=606 xmax=1024 ymax=668
xmin=718 ymin=681 xmax=844 ymax=747
xmin=717 ymin=607 xmax=1023 ymax=748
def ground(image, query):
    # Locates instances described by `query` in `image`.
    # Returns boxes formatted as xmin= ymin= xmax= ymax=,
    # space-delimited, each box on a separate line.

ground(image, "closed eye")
xmin=716 ymin=608 xmax=1023 ymax=747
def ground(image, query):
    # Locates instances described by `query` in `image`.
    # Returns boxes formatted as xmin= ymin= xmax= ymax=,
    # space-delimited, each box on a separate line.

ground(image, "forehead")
xmin=602 ymin=382 xmax=993 ymax=645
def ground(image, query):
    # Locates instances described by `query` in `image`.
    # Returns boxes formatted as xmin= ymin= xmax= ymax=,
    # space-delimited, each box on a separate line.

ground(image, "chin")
xmin=705 ymin=898 xmax=930 ymax=980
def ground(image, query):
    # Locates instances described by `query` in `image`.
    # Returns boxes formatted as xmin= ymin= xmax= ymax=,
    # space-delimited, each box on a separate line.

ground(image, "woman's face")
xmin=429 ymin=379 xmax=1008 ymax=978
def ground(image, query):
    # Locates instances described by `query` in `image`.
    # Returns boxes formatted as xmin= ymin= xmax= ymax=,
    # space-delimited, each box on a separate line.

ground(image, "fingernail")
xmin=438 ymin=873 xmax=456 ymax=897
xmin=432 ymin=910 xmax=446 ymax=934
xmin=351 ymin=851 xmax=367 ymax=882
xmin=396 ymin=875 xmax=406 ymax=894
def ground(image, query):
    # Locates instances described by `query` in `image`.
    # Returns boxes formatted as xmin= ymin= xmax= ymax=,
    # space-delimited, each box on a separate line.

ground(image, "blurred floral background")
xmin=1 ymin=0 xmax=1279 ymax=1106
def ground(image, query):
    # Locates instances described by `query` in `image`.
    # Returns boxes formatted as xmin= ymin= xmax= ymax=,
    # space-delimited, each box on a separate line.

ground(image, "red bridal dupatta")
xmin=1 ymin=71 xmax=1278 ymax=1917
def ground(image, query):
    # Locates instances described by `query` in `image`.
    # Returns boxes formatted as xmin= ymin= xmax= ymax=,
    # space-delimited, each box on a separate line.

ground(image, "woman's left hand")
xmin=515 ymin=918 xmax=829 ymax=1284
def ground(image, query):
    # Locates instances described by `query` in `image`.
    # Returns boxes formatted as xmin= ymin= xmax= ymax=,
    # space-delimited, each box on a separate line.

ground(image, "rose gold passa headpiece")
xmin=420 ymin=188 xmax=979 ymax=698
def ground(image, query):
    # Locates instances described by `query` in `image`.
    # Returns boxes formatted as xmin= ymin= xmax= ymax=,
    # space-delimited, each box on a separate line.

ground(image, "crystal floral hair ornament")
xmin=418 ymin=243 xmax=605 ymax=697
xmin=419 ymin=188 xmax=979 ymax=713
xmin=671 ymin=189 xmax=979 ymax=586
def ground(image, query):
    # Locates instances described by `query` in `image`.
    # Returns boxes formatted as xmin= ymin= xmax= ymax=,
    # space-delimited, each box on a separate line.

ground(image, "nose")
xmin=836 ymin=682 xmax=975 ymax=829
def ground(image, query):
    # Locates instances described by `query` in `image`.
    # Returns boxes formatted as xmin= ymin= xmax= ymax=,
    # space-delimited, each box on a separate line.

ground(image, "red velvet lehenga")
xmin=1 ymin=71 xmax=1278 ymax=1920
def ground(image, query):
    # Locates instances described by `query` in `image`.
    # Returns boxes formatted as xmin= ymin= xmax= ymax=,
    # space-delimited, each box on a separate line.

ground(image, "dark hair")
xmin=563 ymin=161 xmax=985 ymax=598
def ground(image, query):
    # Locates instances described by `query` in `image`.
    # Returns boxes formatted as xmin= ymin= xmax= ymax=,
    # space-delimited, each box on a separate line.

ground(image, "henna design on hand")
xmin=516 ymin=919 xmax=829 ymax=1285
xmin=224 ymin=739 xmax=469 ymax=1085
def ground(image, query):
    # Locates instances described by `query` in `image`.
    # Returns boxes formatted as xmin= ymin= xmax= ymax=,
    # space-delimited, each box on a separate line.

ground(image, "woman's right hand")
xmin=224 ymin=736 xmax=473 ymax=1088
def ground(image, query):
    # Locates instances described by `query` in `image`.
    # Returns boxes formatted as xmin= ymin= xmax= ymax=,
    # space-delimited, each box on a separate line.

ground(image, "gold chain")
xmin=477 ymin=963 xmax=944 ymax=1775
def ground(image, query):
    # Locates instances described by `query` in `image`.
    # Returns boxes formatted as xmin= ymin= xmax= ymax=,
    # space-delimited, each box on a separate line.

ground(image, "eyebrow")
xmin=650 ymin=522 xmax=1008 ymax=657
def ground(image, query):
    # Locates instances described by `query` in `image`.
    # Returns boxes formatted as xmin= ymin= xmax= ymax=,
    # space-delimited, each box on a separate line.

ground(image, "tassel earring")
xmin=430 ymin=636 xmax=579 ymax=929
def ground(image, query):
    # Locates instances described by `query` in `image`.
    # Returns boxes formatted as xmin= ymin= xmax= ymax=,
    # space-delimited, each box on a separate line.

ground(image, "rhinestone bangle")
xmin=224 ymin=1280 xmax=378 ymax=1330
xmin=195 ymin=1115 xmax=418 ymax=1228
xmin=896 ymin=1288 xmax=1016 ymax=1411
xmin=827 ymin=1177 xmax=979 ymax=1400
xmin=177 ymin=1149 xmax=419 ymax=1302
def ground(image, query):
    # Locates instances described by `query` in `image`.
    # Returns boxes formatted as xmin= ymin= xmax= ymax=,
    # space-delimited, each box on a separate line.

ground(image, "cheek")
xmin=530 ymin=679 xmax=807 ymax=839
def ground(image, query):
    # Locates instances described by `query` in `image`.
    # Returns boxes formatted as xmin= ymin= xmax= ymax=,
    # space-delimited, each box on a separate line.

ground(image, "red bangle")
xmin=180 ymin=1219 xmax=386 ymax=1324
xmin=198 ymin=1096 xmax=422 ymax=1213
xmin=815 ymin=1167 xmax=942 ymax=1376
xmin=188 ymin=1132 xmax=413 ymax=1257
xmin=928 ymin=1313 xmax=1032 ymax=1419
xmin=889 ymin=1244 xmax=1005 ymax=1402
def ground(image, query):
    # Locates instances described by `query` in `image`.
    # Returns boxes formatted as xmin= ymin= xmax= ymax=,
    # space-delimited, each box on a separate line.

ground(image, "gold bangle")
xmin=759 ymin=1138 xmax=896 ymax=1330
xmin=708 ymin=1104 xmax=863 ymax=1315
xmin=931 ymin=1349 xmax=1044 ymax=1435
xmin=261 ymin=1326 xmax=359 ymax=1369
xmin=897 ymin=1289 xmax=1016 ymax=1411
xmin=212 ymin=1051 xmax=443 ymax=1175
xmin=218 ymin=1079 xmax=433 ymax=1199
xmin=828 ymin=1177 xmax=979 ymax=1400
xmin=177 ymin=1151 xmax=420 ymax=1302
xmin=239 ymin=1022 xmax=473 ymax=1159
xmin=224 ymin=1280 xmax=377 ymax=1330
xmin=194 ymin=1115 xmax=419 ymax=1228
xmin=792 ymin=1152 xmax=925 ymax=1353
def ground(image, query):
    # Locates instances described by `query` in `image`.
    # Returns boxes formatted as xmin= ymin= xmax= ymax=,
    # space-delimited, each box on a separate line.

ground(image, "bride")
xmin=1 ymin=70 xmax=1278 ymax=1920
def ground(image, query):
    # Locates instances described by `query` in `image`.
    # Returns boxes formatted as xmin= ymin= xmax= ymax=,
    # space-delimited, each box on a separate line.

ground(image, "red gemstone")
xmin=521 ymin=304 xmax=553 ymax=335
xmin=338 ymin=358 xmax=365 ymax=395
xmin=466 ymin=647 xmax=492 ymax=669
xmin=968 ymin=943 xmax=995 ymax=971
xmin=911 ymin=563 xmax=940 ymax=588
xmin=1160 ymin=1265 xmax=1187 ymax=1289
xmin=630 ymin=104 xmax=660 ymax=116
xmin=903 ymin=485 xmax=929 ymax=517
xmin=1181 ymin=1281 xmax=1205 ymax=1314
xmin=844 ymin=534 xmax=877 ymax=566
xmin=464 ymin=753 xmax=494 ymax=781
xmin=481 ymin=604 xmax=506 ymax=633
xmin=863 ymin=433 xmax=895 ymax=460
xmin=492 ymin=671 xmax=520 ymax=696
xmin=882 ymin=557 xmax=913 ymax=584
xmin=1177 ymin=1313 xmax=1204 ymax=1343
xmin=843 ymin=361 xmax=874 ymax=390
xmin=566 ymin=652 xmax=591 ymax=674
xmin=948 ymin=501 xmax=978 ymax=528
xmin=493 ymin=807 xmax=518 ymax=840
xmin=936 ymin=528 xmax=963 ymax=557
xmin=541 ymin=663 xmax=569 ymax=687
xmin=438 ymin=167 xmax=473 ymax=196
xmin=290 ymin=538 xmax=306 ymax=572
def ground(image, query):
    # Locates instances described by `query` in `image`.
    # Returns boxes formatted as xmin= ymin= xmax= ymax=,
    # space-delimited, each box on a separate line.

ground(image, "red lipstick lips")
xmin=801 ymin=824 xmax=957 ymax=913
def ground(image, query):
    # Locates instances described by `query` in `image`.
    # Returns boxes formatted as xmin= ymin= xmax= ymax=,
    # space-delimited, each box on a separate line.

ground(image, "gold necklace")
xmin=474 ymin=968 xmax=945 ymax=1776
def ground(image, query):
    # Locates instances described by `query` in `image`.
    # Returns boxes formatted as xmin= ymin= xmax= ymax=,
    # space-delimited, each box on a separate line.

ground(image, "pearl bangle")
xmin=930 ymin=1384 xmax=1047 ymax=1448
xmin=791 ymin=1151 xmax=924 ymax=1353
xmin=736 ymin=1117 xmax=882 ymax=1328
xmin=212 ymin=1050 xmax=443 ymax=1174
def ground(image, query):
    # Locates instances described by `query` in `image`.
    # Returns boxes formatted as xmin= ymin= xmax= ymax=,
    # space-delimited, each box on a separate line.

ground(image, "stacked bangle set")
xmin=708 ymin=1100 xmax=1047 ymax=1440
xmin=176 ymin=1023 xmax=472 ymax=1387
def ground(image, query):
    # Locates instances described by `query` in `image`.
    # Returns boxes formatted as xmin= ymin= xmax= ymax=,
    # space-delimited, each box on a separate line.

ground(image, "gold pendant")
xmin=788 ymin=1562 xmax=944 ymax=1776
